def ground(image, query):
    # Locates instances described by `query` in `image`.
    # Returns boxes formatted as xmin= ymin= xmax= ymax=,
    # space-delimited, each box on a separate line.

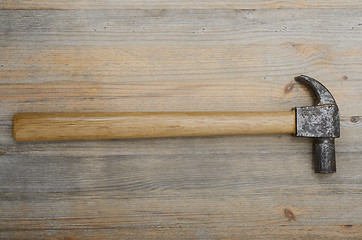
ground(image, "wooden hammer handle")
xmin=13 ymin=111 xmax=295 ymax=142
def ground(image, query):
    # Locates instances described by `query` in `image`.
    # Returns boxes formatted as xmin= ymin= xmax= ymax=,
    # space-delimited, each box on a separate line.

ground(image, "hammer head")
xmin=294 ymin=75 xmax=340 ymax=173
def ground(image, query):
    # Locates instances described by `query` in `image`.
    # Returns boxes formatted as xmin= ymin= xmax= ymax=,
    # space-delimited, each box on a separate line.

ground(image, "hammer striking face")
xmin=13 ymin=75 xmax=340 ymax=174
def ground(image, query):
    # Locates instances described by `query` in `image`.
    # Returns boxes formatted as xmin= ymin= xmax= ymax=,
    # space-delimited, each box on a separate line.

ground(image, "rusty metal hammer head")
xmin=294 ymin=75 xmax=340 ymax=173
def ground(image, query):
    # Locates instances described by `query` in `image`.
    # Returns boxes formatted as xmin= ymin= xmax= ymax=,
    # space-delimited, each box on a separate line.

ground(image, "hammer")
xmin=13 ymin=75 xmax=340 ymax=173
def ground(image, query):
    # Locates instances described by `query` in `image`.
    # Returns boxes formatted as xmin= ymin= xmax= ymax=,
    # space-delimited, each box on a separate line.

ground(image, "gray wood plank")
xmin=2 ymin=0 xmax=362 ymax=10
xmin=0 ymin=7 xmax=361 ymax=240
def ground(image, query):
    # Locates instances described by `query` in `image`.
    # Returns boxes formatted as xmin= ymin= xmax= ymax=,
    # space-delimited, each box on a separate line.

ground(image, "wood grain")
xmin=2 ymin=0 xmax=362 ymax=10
xmin=13 ymin=111 xmax=295 ymax=141
xmin=0 ymin=4 xmax=362 ymax=240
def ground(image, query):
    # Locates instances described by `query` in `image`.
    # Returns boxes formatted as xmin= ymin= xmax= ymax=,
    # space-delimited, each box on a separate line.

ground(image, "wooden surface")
xmin=0 ymin=1 xmax=361 ymax=239
xmin=13 ymin=111 xmax=295 ymax=141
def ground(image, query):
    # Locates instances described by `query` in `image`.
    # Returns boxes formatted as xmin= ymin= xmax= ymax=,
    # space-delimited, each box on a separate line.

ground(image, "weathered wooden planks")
xmin=2 ymin=9 xmax=362 ymax=47
xmin=0 ymin=137 xmax=361 ymax=239
xmin=2 ymin=0 xmax=362 ymax=10
xmin=1 ymin=10 xmax=361 ymax=117
xmin=0 ymin=5 xmax=361 ymax=240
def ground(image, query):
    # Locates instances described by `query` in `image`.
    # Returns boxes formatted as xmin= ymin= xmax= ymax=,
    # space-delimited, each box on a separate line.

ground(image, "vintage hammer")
xmin=13 ymin=75 xmax=340 ymax=173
